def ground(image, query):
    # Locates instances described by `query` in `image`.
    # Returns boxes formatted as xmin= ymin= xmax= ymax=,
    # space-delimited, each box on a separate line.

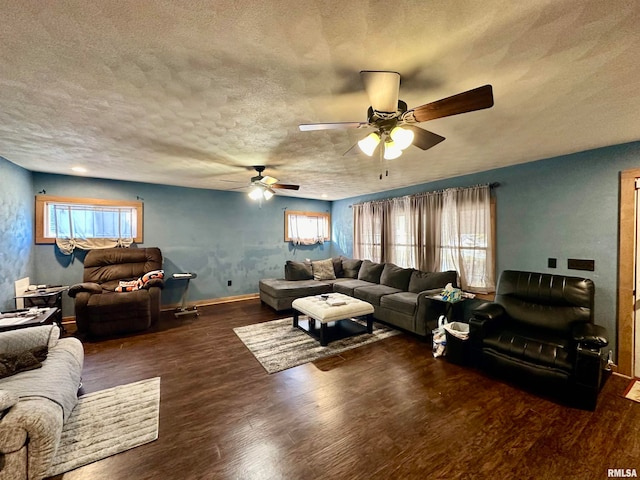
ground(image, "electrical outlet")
xmin=227 ymin=280 xmax=232 ymax=286
xmin=548 ymin=258 xmax=557 ymax=268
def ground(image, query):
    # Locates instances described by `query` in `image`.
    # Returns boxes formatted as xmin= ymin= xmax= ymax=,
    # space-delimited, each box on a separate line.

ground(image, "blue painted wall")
xmin=332 ymin=141 xmax=640 ymax=359
xmin=29 ymin=173 xmax=331 ymax=316
xmin=0 ymin=157 xmax=35 ymax=311
xmin=3 ymin=141 xmax=640 ymax=360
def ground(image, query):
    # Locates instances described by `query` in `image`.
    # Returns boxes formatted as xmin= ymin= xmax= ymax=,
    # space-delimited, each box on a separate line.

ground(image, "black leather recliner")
xmin=469 ymin=270 xmax=609 ymax=409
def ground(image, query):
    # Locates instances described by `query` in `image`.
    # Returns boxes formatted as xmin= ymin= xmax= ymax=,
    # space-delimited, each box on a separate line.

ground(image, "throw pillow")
xmin=357 ymin=260 xmax=385 ymax=283
xmin=115 ymin=279 xmax=142 ymax=292
xmin=0 ymin=390 xmax=19 ymax=411
xmin=341 ymin=258 xmax=363 ymax=278
xmin=141 ymin=269 xmax=164 ymax=284
xmin=408 ymin=270 xmax=458 ymax=293
xmin=312 ymin=259 xmax=336 ymax=281
xmin=0 ymin=346 xmax=48 ymax=380
xmin=380 ymin=263 xmax=414 ymax=290
xmin=284 ymin=260 xmax=313 ymax=281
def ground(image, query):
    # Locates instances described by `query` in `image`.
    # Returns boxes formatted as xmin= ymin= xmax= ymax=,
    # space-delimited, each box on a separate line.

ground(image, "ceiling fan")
xmin=247 ymin=166 xmax=300 ymax=200
xmin=299 ymin=71 xmax=494 ymax=160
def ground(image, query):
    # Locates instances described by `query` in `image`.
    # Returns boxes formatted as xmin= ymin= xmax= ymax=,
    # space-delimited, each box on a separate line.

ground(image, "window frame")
xmin=284 ymin=210 xmax=331 ymax=243
xmin=35 ymin=195 xmax=143 ymax=244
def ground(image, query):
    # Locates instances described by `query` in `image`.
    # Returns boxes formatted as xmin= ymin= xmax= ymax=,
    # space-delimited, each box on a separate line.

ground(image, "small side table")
xmin=0 ymin=307 xmax=60 ymax=332
xmin=172 ymin=273 xmax=198 ymax=318
xmin=15 ymin=286 xmax=68 ymax=328
xmin=426 ymin=294 xmax=466 ymax=322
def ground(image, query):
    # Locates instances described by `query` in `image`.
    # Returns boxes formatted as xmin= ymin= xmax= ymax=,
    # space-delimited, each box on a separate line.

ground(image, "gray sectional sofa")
xmin=259 ymin=257 xmax=457 ymax=336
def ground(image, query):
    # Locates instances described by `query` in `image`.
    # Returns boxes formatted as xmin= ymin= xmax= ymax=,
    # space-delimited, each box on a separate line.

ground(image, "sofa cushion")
xmin=332 ymin=257 xmax=344 ymax=278
xmin=333 ymin=279 xmax=376 ymax=296
xmin=0 ymin=325 xmax=60 ymax=355
xmin=483 ymin=326 xmax=573 ymax=372
xmin=341 ymin=258 xmax=363 ymax=278
xmin=312 ymin=258 xmax=337 ymax=280
xmin=358 ymin=260 xmax=385 ymax=283
xmin=353 ymin=284 xmax=402 ymax=306
xmin=408 ymin=270 xmax=458 ymax=293
xmin=260 ymin=278 xmax=333 ymax=299
xmin=380 ymin=291 xmax=419 ymax=316
xmin=380 ymin=263 xmax=414 ymax=291
xmin=284 ymin=260 xmax=313 ymax=281
xmin=84 ymin=247 xmax=162 ymax=284
xmin=0 ymin=337 xmax=84 ymax=421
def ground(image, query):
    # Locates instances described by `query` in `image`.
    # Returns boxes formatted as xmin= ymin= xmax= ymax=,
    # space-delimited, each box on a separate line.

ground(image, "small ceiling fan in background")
xmin=247 ymin=166 xmax=300 ymax=201
xmin=299 ymin=71 xmax=494 ymax=161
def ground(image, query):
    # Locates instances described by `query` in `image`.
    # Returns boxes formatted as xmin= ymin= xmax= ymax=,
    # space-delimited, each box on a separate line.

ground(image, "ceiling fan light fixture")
xmin=358 ymin=132 xmax=381 ymax=156
xmin=262 ymin=188 xmax=274 ymax=200
xmin=248 ymin=186 xmax=264 ymax=200
xmin=390 ymin=126 xmax=414 ymax=150
xmin=383 ymin=139 xmax=402 ymax=160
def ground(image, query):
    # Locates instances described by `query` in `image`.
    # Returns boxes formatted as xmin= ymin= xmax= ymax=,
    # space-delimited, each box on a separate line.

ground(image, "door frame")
xmin=617 ymin=168 xmax=640 ymax=377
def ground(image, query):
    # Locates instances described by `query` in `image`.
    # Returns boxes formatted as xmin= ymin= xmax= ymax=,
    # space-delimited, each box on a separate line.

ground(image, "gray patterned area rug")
xmin=47 ymin=377 xmax=161 ymax=477
xmin=234 ymin=317 xmax=401 ymax=374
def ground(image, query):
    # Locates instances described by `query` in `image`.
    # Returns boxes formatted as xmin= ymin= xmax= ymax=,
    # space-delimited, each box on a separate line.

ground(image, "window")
xmin=35 ymin=195 xmax=143 ymax=244
xmin=353 ymin=185 xmax=495 ymax=293
xmin=285 ymin=210 xmax=330 ymax=245
xmin=439 ymin=197 xmax=496 ymax=292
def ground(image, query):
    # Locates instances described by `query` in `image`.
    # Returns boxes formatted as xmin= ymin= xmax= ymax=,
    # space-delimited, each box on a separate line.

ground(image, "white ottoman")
xmin=292 ymin=293 xmax=375 ymax=346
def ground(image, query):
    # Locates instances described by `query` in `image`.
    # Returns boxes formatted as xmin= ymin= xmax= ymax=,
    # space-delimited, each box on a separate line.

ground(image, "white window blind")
xmin=46 ymin=203 xmax=137 ymax=239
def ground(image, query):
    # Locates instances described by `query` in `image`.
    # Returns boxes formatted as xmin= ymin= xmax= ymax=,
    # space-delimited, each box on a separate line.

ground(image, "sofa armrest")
xmin=68 ymin=282 xmax=102 ymax=298
xmin=142 ymin=278 xmax=165 ymax=290
xmin=471 ymin=302 xmax=505 ymax=321
xmin=572 ymin=323 xmax=609 ymax=349
xmin=469 ymin=302 xmax=506 ymax=339
xmin=415 ymin=289 xmax=448 ymax=333
xmin=0 ymin=398 xmax=64 ymax=479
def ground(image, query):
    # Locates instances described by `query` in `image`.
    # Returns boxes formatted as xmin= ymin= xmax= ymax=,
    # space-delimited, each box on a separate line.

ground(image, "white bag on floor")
xmin=432 ymin=315 xmax=448 ymax=357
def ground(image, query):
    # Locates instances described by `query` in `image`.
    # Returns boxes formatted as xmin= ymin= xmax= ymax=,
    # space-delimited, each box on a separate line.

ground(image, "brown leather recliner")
xmin=68 ymin=247 xmax=164 ymax=337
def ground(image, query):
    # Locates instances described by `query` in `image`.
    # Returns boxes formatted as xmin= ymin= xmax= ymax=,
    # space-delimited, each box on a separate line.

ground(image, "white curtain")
xmin=439 ymin=186 xmax=494 ymax=292
xmin=288 ymin=213 xmax=328 ymax=245
xmin=55 ymin=237 xmax=133 ymax=255
xmin=352 ymin=184 xmax=495 ymax=292
xmin=353 ymin=201 xmax=383 ymax=261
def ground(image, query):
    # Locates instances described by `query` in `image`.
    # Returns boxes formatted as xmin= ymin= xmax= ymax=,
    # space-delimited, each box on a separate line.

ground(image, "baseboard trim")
xmin=161 ymin=293 xmax=260 ymax=311
xmin=62 ymin=293 xmax=261 ymax=324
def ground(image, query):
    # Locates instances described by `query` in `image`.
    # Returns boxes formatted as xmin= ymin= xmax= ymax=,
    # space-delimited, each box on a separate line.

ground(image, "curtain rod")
xmin=349 ymin=182 xmax=500 ymax=208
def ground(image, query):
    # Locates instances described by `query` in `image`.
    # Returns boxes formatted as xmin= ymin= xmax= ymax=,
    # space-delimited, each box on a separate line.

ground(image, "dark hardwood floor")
xmin=52 ymin=299 xmax=640 ymax=480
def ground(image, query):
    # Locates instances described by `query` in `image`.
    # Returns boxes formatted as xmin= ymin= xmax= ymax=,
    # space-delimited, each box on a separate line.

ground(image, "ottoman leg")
xmin=366 ymin=314 xmax=373 ymax=334
xmin=320 ymin=322 xmax=328 ymax=346
xmin=293 ymin=310 xmax=299 ymax=328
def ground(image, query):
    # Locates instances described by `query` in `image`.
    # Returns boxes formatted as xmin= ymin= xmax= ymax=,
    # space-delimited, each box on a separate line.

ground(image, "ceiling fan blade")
xmin=344 ymin=142 xmax=361 ymax=156
xmin=299 ymin=122 xmax=368 ymax=131
xmin=261 ymin=175 xmax=279 ymax=185
xmin=404 ymin=126 xmax=446 ymax=151
xmin=407 ymin=84 xmax=494 ymax=123
xmin=271 ymin=183 xmax=300 ymax=191
xmin=360 ymin=70 xmax=400 ymax=113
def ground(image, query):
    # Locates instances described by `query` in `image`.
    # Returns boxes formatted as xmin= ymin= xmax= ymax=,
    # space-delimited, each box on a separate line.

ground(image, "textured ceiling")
xmin=1 ymin=0 xmax=640 ymax=200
